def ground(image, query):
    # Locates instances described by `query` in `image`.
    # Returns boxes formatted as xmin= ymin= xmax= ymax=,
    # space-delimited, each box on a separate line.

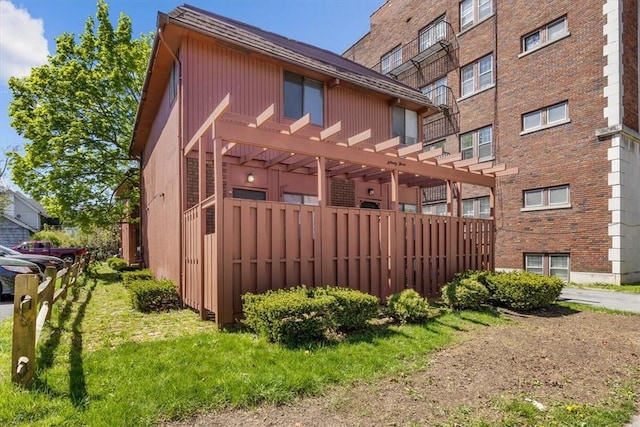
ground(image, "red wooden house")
xmin=129 ymin=5 xmax=515 ymax=325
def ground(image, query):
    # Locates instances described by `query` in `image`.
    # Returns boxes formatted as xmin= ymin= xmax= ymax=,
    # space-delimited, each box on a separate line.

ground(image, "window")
xmin=399 ymin=203 xmax=417 ymax=213
xmin=522 ymin=17 xmax=568 ymax=53
xmin=423 ymin=202 xmax=448 ymax=216
xmin=525 ymin=254 xmax=570 ymax=281
xmin=420 ymin=16 xmax=446 ymax=52
xmin=232 ymin=188 xmax=267 ymax=200
xmin=392 ymin=106 xmax=418 ymax=145
xmin=460 ymin=55 xmax=493 ymax=97
xmin=462 ymin=196 xmax=490 ymax=218
xmin=283 ymin=193 xmax=319 ymax=206
xmin=284 ymin=71 xmax=324 ymax=125
xmin=460 ymin=126 xmax=492 ymax=161
xmin=522 ymin=101 xmax=568 ymax=132
xmin=381 ymin=45 xmax=402 ymax=74
xmin=460 ymin=0 xmax=493 ymax=30
xmin=423 ymin=139 xmax=446 ymax=154
xmin=422 ymin=77 xmax=448 ymax=106
xmin=169 ymin=60 xmax=179 ymax=104
xmin=523 ymin=185 xmax=570 ymax=209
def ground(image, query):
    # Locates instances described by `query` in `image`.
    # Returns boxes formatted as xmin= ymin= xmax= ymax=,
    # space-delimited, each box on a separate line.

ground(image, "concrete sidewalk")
xmin=559 ymin=287 xmax=640 ymax=313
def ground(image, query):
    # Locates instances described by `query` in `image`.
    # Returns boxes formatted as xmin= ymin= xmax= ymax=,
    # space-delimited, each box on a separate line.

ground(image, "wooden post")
xmin=316 ymin=156 xmax=326 ymax=286
xmin=43 ymin=267 xmax=57 ymax=322
xmin=198 ymin=135 xmax=206 ymax=320
xmin=11 ymin=274 xmax=38 ymax=387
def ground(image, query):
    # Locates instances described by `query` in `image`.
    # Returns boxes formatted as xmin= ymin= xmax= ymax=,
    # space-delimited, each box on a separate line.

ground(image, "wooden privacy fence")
xmin=184 ymin=199 xmax=493 ymax=322
xmin=11 ymin=259 xmax=86 ymax=387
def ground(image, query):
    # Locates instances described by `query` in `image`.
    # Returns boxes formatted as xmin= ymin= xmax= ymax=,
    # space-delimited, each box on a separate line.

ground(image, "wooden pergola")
xmin=182 ymin=94 xmax=517 ymax=324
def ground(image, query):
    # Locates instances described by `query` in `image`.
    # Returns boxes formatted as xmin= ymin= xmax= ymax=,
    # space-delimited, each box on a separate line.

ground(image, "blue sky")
xmin=0 ymin=0 xmax=384 ymax=189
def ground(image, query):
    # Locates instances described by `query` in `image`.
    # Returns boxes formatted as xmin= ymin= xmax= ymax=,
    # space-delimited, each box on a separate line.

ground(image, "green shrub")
xmin=485 ymin=270 xmax=564 ymax=310
xmin=386 ymin=289 xmax=430 ymax=324
xmin=107 ymin=257 xmax=128 ymax=271
xmin=242 ymin=287 xmax=337 ymax=344
xmin=121 ymin=269 xmax=154 ymax=288
xmin=313 ymin=286 xmax=379 ymax=331
xmin=441 ymin=278 xmax=490 ymax=310
xmin=128 ymin=279 xmax=180 ymax=312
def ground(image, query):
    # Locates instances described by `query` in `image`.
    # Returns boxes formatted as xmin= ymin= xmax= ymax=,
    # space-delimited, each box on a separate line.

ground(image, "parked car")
xmin=0 ymin=244 xmax=64 ymax=272
xmin=11 ymin=240 xmax=86 ymax=264
xmin=0 ymin=257 xmax=42 ymax=300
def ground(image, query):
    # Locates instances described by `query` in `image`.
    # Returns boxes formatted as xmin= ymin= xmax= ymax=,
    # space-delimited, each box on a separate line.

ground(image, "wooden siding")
xmin=183 ymin=37 xmax=281 ymax=146
xmin=183 ymin=198 xmax=494 ymax=322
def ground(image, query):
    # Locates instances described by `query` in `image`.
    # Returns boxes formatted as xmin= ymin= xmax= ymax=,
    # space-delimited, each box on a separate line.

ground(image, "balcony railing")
xmin=372 ymin=20 xmax=458 ymax=78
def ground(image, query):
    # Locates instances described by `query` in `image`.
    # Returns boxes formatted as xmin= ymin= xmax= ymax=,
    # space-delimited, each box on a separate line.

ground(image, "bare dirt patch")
xmin=168 ymin=307 xmax=640 ymax=426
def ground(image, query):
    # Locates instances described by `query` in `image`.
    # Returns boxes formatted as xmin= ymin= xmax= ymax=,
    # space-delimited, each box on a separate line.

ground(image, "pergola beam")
xmin=251 ymin=104 xmax=275 ymax=128
xmin=216 ymin=117 xmax=496 ymax=187
xmin=375 ymin=136 xmax=401 ymax=153
xmin=417 ymin=147 xmax=443 ymax=162
xmin=397 ymin=142 xmax=424 ymax=158
xmin=264 ymin=152 xmax=295 ymax=168
xmin=319 ymin=121 xmax=342 ymax=141
xmin=240 ymin=147 xmax=267 ymax=164
xmin=287 ymin=156 xmax=316 ymax=172
xmin=347 ymin=129 xmax=372 ymax=147
xmin=328 ymin=163 xmax=364 ymax=177
xmin=184 ymin=93 xmax=230 ymax=155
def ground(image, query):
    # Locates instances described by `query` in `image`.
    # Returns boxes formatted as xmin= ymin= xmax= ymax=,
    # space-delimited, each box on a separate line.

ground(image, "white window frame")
xmin=422 ymin=202 xmax=448 ymax=216
xmin=460 ymin=0 xmax=493 ymax=31
xmin=460 ymin=126 xmax=493 ymax=161
xmin=521 ymin=101 xmax=569 ymax=134
xmin=525 ymin=253 xmax=570 ymax=281
xmin=421 ymin=77 xmax=448 ymax=106
xmin=381 ymin=45 xmax=403 ymax=74
xmin=521 ymin=17 xmax=569 ymax=54
xmin=283 ymin=193 xmax=319 ymax=206
xmin=462 ymin=196 xmax=491 ymax=218
xmin=420 ymin=16 xmax=447 ymax=52
xmin=522 ymin=185 xmax=570 ymax=211
xmin=460 ymin=54 xmax=494 ymax=97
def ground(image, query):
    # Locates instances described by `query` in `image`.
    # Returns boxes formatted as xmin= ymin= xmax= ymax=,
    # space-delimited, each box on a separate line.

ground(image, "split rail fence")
xmin=11 ymin=258 xmax=87 ymax=387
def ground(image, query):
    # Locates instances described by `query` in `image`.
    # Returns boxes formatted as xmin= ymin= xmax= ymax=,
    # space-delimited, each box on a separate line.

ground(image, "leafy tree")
xmin=7 ymin=0 xmax=151 ymax=230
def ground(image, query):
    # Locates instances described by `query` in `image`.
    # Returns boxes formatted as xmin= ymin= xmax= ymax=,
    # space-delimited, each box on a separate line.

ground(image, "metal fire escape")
xmin=372 ymin=20 xmax=460 ymax=144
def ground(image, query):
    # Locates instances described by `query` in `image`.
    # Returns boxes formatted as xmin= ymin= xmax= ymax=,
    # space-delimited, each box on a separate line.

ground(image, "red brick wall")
xmin=622 ymin=0 xmax=639 ymax=132
xmin=494 ymin=1 xmax=610 ymax=273
xmin=331 ymin=178 xmax=356 ymax=207
xmin=345 ymin=0 xmax=614 ymax=275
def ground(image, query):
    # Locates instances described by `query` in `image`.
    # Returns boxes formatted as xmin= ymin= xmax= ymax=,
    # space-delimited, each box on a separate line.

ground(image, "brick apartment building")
xmin=344 ymin=0 xmax=640 ymax=284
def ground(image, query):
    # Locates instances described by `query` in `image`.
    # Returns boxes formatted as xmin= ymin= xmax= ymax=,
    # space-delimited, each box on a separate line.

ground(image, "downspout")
xmin=158 ymin=27 xmax=184 ymax=301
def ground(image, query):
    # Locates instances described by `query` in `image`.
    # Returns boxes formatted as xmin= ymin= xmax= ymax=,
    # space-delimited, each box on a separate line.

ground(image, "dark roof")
xmin=163 ymin=4 xmax=437 ymax=108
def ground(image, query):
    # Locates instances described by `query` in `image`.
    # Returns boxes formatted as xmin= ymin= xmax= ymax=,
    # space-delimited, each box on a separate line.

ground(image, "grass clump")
xmin=106 ymin=257 xmax=128 ymax=271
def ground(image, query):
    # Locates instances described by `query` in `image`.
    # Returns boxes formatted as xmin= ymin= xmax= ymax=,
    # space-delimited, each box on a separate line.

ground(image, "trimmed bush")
xmin=121 ymin=269 xmax=154 ymax=288
xmin=128 ymin=279 xmax=180 ymax=312
xmin=441 ymin=278 xmax=490 ymax=310
xmin=107 ymin=257 xmax=128 ymax=271
xmin=242 ymin=286 xmax=380 ymax=344
xmin=485 ymin=270 xmax=564 ymax=310
xmin=313 ymin=286 xmax=380 ymax=331
xmin=242 ymin=287 xmax=337 ymax=344
xmin=386 ymin=289 xmax=430 ymax=324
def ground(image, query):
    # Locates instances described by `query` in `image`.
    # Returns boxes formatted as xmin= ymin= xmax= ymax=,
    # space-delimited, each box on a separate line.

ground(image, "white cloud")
xmin=0 ymin=0 xmax=49 ymax=82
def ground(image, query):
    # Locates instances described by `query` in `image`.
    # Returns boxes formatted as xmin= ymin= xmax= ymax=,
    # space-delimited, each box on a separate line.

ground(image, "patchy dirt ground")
xmin=167 ymin=307 xmax=640 ymax=426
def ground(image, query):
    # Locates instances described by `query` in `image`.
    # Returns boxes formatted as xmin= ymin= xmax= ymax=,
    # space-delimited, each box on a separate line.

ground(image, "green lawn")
xmin=0 ymin=264 xmax=505 ymax=426
xmin=1 ymin=265 xmax=638 ymax=426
